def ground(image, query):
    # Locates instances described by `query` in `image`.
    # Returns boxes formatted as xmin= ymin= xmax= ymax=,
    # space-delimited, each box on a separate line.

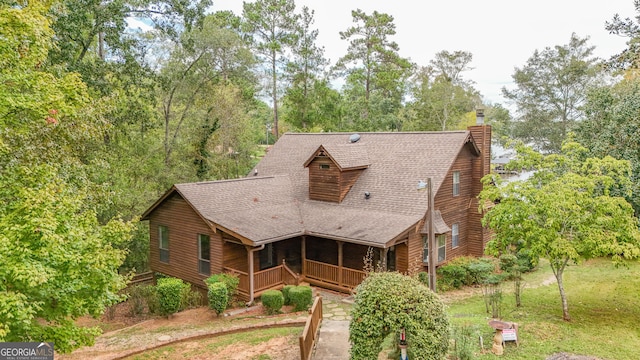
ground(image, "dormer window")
xmin=304 ymin=144 xmax=370 ymax=203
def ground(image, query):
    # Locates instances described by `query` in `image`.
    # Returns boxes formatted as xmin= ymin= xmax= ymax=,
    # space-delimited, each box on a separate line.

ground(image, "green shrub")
xmin=516 ymin=248 xmax=538 ymax=271
xmin=289 ymin=286 xmax=313 ymax=311
xmin=417 ymin=271 xmax=429 ymax=286
xmin=261 ymin=290 xmax=284 ymax=315
xmin=127 ymin=285 xmax=148 ymax=316
xmin=437 ymin=264 xmax=468 ymax=289
xmin=180 ymin=285 xmax=203 ymax=310
xmin=349 ymin=272 xmax=450 ymax=360
xmin=282 ymin=285 xmax=295 ymax=305
xmin=143 ymin=285 xmax=160 ymax=314
xmin=205 ymin=273 xmax=240 ymax=306
xmin=156 ymin=277 xmax=189 ymax=316
xmin=466 ymin=259 xmax=495 ymax=285
xmin=208 ymin=282 xmax=228 ymax=316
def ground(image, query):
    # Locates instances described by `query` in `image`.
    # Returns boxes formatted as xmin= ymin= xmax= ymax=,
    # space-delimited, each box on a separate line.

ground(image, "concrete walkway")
xmin=312 ymin=290 xmax=353 ymax=360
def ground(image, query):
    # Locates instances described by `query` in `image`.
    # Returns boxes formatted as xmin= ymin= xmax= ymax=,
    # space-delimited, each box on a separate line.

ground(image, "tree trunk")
xmin=554 ymin=264 xmax=571 ymax=321
xmin=272 ymin=49 xmax=279 ymax=140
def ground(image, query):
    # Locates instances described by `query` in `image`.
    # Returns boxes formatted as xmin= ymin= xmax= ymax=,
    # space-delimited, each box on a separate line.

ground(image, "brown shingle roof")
xmin=146 ymin=131 xmax=477 ymax=247
xmin=175 ymin=177 xmax=305 ymax=243
xmin=303 ymin=143 xmax=370 ymax=170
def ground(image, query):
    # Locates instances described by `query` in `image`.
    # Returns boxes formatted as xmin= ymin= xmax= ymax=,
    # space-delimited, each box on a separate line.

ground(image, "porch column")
xmin=246 ymin=245 xmax=255 ymax=304
xmin=382 ymin=248 xmax=389 ymax=271
xmin=337 ymin=241 xmax=343 ymax=287
xmin=301 ymin=236 xmax=307 ymax=277
xmin=246 ymin=244 xmax=265 ymax=305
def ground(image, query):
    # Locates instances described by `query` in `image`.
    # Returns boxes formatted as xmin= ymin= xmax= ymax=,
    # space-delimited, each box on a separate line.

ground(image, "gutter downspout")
xmin=247 ymin=244 xmax=265 ymax=305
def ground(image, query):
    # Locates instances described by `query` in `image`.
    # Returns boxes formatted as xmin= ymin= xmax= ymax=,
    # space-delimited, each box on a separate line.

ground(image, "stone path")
xmin=312 ymin=290 xmax=353 ymax=360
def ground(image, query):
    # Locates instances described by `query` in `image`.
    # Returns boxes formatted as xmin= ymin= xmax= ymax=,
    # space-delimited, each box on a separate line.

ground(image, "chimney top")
xmin=476 ymin=108 xmax=485 ymax=125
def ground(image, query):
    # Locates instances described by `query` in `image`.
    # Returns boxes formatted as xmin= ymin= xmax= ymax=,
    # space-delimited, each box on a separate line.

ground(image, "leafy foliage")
xmin=405 ymin=51 xmax=480 ymax=131
xmin=334 ymin=9 xmax=412 ymax=131
xmin=576 ymin=78 xmax=640 ymax=215
xmin=0 ymin=5 xmax=133 ymax=351
xmin=261 ymin=290 xmax=284 ymax=315
xmin=207 ymin=282 xmax=228 ymax=316
xmin=156 ymin=278 xmax=189 ymax=316
xmin=480 ymin=140 xmax=640 ymax=320
xmin=205 ymin=273 xmax=240 ymax=307
xmin=281 ymin=284 xmax=295 ymax=305
xmin=349 ymin=272 xmax=450 ymax=360
xmin=243 ymin=0 xmax=298 ymax=138
xmin=502 ymin=33 xmax=601 ymax=152
xmin=288 ymin=285 xmax=313 ymax=311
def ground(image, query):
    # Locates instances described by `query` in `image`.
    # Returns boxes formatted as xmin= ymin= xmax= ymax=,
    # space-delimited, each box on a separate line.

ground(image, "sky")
xmin=211 ymin=0 xmax=638 ymax=105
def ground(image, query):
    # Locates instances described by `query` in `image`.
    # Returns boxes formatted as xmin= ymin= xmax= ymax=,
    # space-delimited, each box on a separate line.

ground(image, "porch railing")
xmin=342 ymin=266 xmax=367 ymax=288
xmin=305 ymin=259 xmax=366 ymax=289
xmin=282 ymin=260 xmax=300 ymax=285
xmin=254 ymin=266 xmax=283 ymax=293
xmin=223 ymin=267 xmax=249 ymax=295
xmin=224 ymin=262 xmax=300 ymax=296
xmin=299 ymin=296 xmax=323 ymax=360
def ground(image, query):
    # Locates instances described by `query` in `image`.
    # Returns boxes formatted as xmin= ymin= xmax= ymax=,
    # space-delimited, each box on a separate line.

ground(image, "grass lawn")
xmin=447 ymin=258 xmax=640 ymax=359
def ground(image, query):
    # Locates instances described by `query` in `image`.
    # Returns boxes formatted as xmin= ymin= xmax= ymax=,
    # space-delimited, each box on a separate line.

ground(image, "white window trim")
xmin=422 ymin=235 xmax=429 ymax=263
xmin=437 ymin=234 xmax=446 ymax=263
xmin=452 ymin=223 xmax=459 ymax=248
xmin=453 ymin=171 xmax=460 ymax=196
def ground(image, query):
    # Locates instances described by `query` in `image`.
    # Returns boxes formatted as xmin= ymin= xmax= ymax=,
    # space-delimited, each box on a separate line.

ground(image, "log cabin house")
xmin=141 ymin=123 xmax=491 ymax=302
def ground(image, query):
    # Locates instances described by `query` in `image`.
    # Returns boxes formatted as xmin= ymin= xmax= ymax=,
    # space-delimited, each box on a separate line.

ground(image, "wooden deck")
xmin=304 ymin=259 xmax=366 ymax=292
xmin=226 ymin=259 xmax=367 ymax=299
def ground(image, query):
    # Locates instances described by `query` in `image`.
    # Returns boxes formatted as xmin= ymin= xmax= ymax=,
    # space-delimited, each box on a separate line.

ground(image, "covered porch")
xmin=223 ymin=235 xmax=394 ymax=300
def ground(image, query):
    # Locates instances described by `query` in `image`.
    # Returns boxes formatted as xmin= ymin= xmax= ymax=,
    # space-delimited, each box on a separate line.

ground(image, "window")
xmin=319 ymin=164 xmax=330 ymax=170
xmin=423 ymin=235 xmax=447 ymax=263
xmin=452 ymin=223 xmax=459 ymax=248
xmin=422 ymin=235 xmax=429 ymax=263
xmin=453 ymin=171 xmax=460 ymax=196
xmin=198 ymin=234 xmax=210 ymax=275
xmin=159 ymin=225 xmax=169 ymax=263
xmin=437 ymin=234 xmax=446 ymax=262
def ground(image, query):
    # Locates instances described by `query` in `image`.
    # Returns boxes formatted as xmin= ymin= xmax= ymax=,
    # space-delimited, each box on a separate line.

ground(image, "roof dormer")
xmin=304 ymin=142 xmax=370 ymax=203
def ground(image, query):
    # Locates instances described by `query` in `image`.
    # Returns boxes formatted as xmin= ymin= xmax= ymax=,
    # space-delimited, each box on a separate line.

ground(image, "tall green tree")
xmin=242 ymin=0 xmax=298 ymax=139
xmin=605 ymin=0 xmax=640 ymax=72
xmin=0 ymin=2 xmax=133 ymax=351
xmin=502 ymin=33 xmax=601 ymax=152
xmin=334 ymin=9 xmax=412 ymax=130
xmin=159 ymin=12 xmax=256 ymax=170
xmin=281 ymin=5 xmax=331 ymax=131
xmin=405 ymin=50 xmax=480 ymax=131
xmin=575 ymin=78 xmax=640 ymax=215
xmin=480 ymin=140 xmax=640 ymax=321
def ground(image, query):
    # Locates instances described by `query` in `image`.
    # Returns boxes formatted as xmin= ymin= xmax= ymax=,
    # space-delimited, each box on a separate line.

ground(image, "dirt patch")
xmin=208 ymin=335 xmax=299 ymax=360
xmin=60 ymin=302 xmax=307 ymax=360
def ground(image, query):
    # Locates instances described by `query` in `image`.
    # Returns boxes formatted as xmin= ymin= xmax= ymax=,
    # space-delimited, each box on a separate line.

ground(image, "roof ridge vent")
xmin=349 ymin=133 xmax=361 ymax=143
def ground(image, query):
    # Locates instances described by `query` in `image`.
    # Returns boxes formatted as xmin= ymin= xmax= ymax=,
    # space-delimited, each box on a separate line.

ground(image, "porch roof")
xmin=173 ymin=176 xmax=305 ymax=244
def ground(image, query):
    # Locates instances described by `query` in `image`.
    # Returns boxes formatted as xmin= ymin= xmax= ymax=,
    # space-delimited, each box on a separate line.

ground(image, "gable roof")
xmin=143 ymin=131 xmax=481 ymax=247
xmin=303 ymin=143 xmax=370 ymax=170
